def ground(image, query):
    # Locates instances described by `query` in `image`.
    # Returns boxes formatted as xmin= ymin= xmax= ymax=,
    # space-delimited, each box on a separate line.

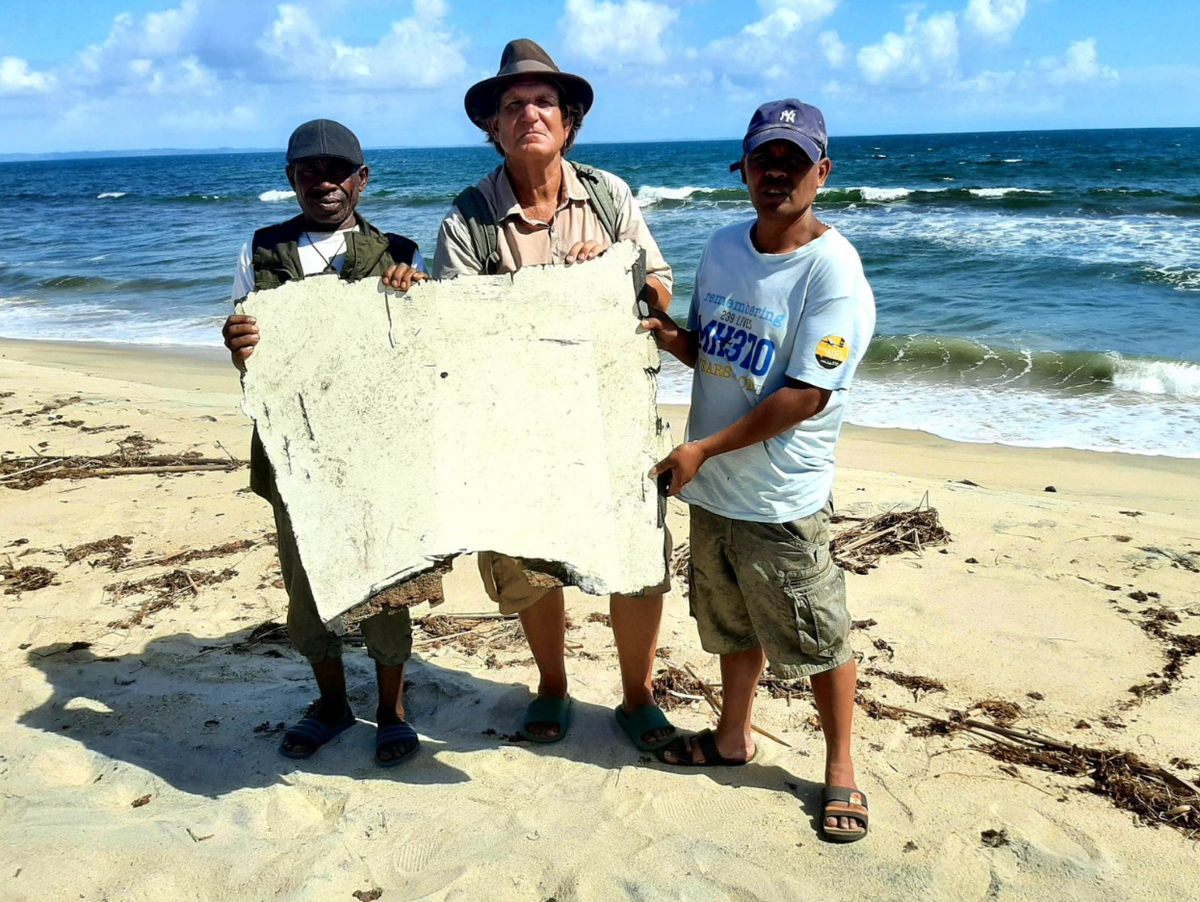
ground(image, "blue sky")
xmin=1 ymin=0 xmax=1196 ymax=153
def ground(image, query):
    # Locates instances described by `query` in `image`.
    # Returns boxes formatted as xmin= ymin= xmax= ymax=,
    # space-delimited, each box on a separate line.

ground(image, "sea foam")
xmin=968 ymin=187 xmax=1052 ymax=198
xmin=259 ymin=189 xmax=296 ymax=202
xmin=1112 ymin=358 xmax=1200 ymax=398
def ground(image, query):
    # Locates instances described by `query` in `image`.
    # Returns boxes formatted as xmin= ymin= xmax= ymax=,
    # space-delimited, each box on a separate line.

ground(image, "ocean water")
xmin=2 ymin=129 xmax=1198 ymax=458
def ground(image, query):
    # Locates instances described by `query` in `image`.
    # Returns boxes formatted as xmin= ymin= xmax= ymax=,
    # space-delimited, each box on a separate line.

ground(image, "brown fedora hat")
xmin=464 ymin=38 xmax=594 ymax=127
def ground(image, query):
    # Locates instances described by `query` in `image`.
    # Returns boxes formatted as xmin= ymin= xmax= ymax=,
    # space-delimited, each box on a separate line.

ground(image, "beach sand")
xmin=1 ymin=337 xmax=1197 ymax=901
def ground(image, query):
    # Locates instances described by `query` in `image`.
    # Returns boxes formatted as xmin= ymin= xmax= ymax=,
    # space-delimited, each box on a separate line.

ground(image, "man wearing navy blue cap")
xmin=643 ymin=99 xmax=876 ymax=842
xmin=221 ymin=119 xmax=428 ymax=768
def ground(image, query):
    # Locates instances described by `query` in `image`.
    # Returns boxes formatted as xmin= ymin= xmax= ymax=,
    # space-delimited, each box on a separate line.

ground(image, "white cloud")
xmin=258 ymin=3 xmax=468 ymax=89
xmin=857 ymin=11 xmax=959 ymax=86
xmin=1041 ymin=38 xmax=1118 ymax=85
xmin=964 ymin=0 xmax=1028 ymax=43
xmin=819 ymin=30 xmax=847 ymax=68
xmin=0 ymin=57 xmax=57 ymax=96
xmin=705 ymin=0 xmax=838 ymax=80
xmin=953 ymin=68 xmax=1017 ymax=93
xmin=559 ymin=0 xmax=679 ymax=67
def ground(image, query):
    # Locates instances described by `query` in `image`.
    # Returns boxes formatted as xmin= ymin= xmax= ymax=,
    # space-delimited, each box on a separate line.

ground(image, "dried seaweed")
xmin=854 ymin=696 xmax=1200 ymax=837
xmin=28 ymin=396 xmax=83 ymax=419
xmin=413 ymin=612 xmax=523 ymax=655
xmin=663 ymin=501 xmax=950 ymax=580
xmin=980 ymin=828 xmax=1010 ymax=848
xmin=1121 ymin=604 xmax=1200 ymax=707
xmin=854 ymin=693 xmax=907 ymax=722
xmin=651 ymin=667 xmax=710 ymax=711
xmin=65 ymin=535 xmax=134 ymax=569
xmin=984 ymin=742 xmax=1200 ymax=835
xmin=866 ymin=667 xmax=946 ymax=700
xmin=668 ymin=542 xmax=690 ymax=597
xmin=586 ymin=612 xmax=611 ymax=626
xmin=1139 ymin=546 xmax=1200 ymax=573
xmin=120 ymin=539 xmax=257 ymax=571
xmin=831 ymin=499 xmax=951 ymax=574
xmin=1 ymin=565 xmax=58 ymax=594
xmin=759 ymin=677 xmax=810 ymax=699
xmin=107 ymin=567 xmax=236 ymax=628
xmin=972 ymin=699 xmax=1023 ymax=726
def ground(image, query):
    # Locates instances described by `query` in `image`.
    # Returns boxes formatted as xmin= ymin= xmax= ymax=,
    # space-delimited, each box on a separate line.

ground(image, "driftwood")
xmin=831 ymin=494 xmax=950 ymax=574
xmin=0 ymin=432 xmax=245 ymax=490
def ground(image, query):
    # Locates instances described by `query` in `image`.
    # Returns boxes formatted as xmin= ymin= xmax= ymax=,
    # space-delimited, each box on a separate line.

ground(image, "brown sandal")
xmin=822 ymin=786 xmax=869 ymax=842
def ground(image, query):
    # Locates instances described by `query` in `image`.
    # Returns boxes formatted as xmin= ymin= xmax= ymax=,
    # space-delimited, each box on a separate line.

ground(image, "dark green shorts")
xmin=688 ymin=501 xmax=852 ymax=679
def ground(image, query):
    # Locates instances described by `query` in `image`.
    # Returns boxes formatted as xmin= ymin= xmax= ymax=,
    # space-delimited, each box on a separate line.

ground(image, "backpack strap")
xmin=452 ymin=186 xmax=501 ymax=275
xmin=568 ymin=161 xmax=620 ymax=244
xmin=569 ymin=161 xmax=649 ymax=303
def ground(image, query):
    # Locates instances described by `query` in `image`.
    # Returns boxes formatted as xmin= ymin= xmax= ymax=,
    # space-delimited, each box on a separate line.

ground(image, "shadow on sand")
xmin=21 ymin=628 xmax=827 ymax=834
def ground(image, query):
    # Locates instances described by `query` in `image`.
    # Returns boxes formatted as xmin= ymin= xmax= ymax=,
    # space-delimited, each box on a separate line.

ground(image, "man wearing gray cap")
xmin=390 ymin=39 xmax=677 ymax=752
xmin=222 ymin=119 xmax=427 ymax=768
xmin=644 ymin=99 xmax=875 ymax=842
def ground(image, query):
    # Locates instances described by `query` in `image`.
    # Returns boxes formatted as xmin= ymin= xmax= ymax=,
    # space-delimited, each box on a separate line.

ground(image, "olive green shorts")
xmin=269 ymin=477 xmax=413 ymax=667
xmin=688 ymin=501 xmax=852 ymax=679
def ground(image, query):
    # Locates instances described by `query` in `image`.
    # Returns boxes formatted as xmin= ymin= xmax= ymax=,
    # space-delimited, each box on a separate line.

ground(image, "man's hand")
xmin=565 ymin=240 xmax=604 ymax=265
xmin=222 ymin=314 xmax=259 ymax=373
xmin=380 ymin=263 xmax=429 ymax=292
xmin=639 ymin=305 xmax=697 ymax=367
xmin=650 ymin=442 xmax=708 ymax=497
xmin=639 ymin=305 xmax=680 ymax=348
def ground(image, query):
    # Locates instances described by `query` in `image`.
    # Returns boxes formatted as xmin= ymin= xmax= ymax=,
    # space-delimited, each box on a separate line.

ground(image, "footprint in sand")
xmin=651 ymin=790 xmax=757 ymax=822
xmin=392 ymin=840 xmax=441 ymax=873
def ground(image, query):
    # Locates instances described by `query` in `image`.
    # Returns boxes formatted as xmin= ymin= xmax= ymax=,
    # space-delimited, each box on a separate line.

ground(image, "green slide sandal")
xmin=614 ymin=703 xmax=677 ymax=752
xmin=519 ymin=695 xmax=572 ymax=744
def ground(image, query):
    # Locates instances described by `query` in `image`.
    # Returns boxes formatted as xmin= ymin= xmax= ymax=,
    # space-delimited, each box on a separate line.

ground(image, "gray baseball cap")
xmin=286 ymin=119 xmax=364 ymax=167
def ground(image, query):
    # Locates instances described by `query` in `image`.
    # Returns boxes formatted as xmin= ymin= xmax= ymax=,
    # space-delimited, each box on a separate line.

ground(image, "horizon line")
xmin=1 ymin=124 xmax=1196 ymax=162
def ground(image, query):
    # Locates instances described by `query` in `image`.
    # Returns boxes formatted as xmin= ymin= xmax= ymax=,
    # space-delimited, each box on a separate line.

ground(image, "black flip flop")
xmin=655 ymin=728 xmax=757 ymax=767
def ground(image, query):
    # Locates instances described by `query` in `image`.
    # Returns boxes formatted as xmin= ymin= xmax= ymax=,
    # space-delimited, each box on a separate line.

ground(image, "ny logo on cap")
xmin=780 ymin=110 xmax=796 ymax=123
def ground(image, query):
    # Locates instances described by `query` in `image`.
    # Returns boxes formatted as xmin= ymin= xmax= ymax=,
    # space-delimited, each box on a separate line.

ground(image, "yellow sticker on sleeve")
xmin=815 ymin=335 xmax=849 ymax=370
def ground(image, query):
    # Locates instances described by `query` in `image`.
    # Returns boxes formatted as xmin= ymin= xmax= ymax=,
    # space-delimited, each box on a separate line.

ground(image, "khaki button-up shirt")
xmin=433 ymin=160 xmax=673 ymax=294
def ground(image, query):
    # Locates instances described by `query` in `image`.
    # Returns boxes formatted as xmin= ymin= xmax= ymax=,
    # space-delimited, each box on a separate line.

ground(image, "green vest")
xmin=246 ymin=213 xmax=418 ymax=500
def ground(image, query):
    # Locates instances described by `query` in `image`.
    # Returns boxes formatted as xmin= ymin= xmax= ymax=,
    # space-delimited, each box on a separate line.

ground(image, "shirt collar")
xmin=496 ymin=159 xmax=589 ymax=223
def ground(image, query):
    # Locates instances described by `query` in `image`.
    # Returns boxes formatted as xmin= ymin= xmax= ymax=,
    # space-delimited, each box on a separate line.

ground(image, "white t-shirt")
xmin=231 ymin=226 xmax=427 ymax=300
xmin=679 ymin=222 xmax=876 ymax=523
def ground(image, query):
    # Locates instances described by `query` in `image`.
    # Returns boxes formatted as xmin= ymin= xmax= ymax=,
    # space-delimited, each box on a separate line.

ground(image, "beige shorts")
xmin=478 ymin=529 xmax=673 ymax=615
xmin=688 ymin=501 xmax=851 ymax=679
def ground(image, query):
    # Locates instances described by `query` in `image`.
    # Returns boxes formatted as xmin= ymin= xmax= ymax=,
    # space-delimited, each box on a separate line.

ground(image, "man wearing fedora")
xmin=644 ymin=99 xmax=875 ymax=842
xmin=223 ymin=119 xmax=428 ymax=768
xmin=384 ymin=39 xmax=676 ymax=750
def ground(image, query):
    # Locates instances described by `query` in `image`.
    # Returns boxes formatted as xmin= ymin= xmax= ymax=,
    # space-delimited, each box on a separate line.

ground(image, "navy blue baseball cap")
xmin=286 ymin=119 xmax=364 ymax=167
xmin=739 ymin=98 xmax=827 ymax=164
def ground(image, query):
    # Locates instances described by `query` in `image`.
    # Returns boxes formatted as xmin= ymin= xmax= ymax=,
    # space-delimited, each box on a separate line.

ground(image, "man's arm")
xmin=223 ymin=242 xmax=258 ymax=373
xmin=651 ymin=380 xmax=831 ymax=496
xmin=432 ymin=210 xmax=486 ymax=278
